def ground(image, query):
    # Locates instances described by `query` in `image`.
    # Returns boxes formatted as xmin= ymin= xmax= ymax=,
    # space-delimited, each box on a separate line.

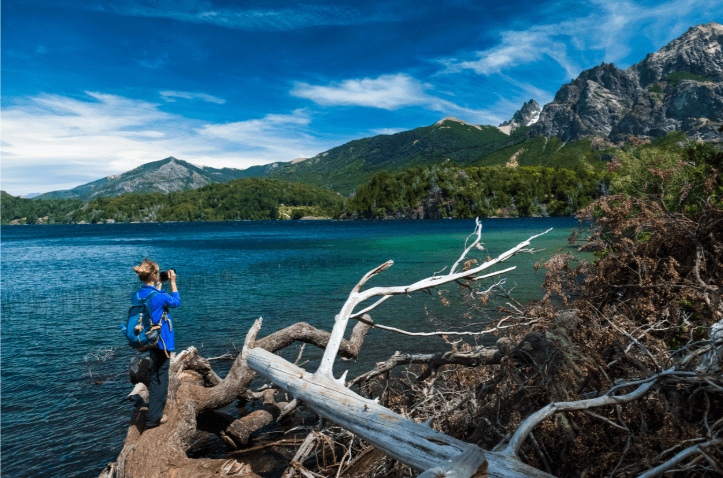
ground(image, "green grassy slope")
xmin=471 ymin=136 xmax=611 ymax=172
xmin=267 ymin=119 xmax=532 ymax=193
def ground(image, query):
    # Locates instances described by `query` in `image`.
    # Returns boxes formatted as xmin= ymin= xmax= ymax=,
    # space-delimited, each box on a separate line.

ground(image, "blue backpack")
xmin=120 ymin=290 xmax=166 ymax=351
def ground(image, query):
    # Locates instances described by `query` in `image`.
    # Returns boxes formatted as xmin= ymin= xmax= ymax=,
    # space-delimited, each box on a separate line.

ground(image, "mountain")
xmin=34 ymin=118 xmax=534 ymax=200
xmin=498 ymin=100 xmax=542 ymax=133
xmin=33 ymin=24 xmax=723 ymax=202
xmin=265 ymin=117 xmax=531 ymax=193
xmin=35 ymin=157 xmax=282 ymax=200
xmin=530 ymin=22 xmax=723 ymax=143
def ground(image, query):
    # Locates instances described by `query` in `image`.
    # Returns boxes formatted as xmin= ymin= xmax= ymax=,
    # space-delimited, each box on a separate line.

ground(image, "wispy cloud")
xmin=97 ymin=1 xmax=395 ymax=32
xmin=160 ymin=91 xmax=226 ymax=104
xmin=441 ymin=29 xmax=579 ymax=78
xmin=292 ymin=74 xmax=430 ymax=109
xmin=1 ymin=92 xmax=339 ymax=195
xmin=136 ymin=52 xmax=169 ymax=69
xmin=291 ymin=73 xmax=499 ymax=123
xmin=195 ymin=110 xmax=317 ymax=159
xmin=439 ymin=0 xmax=716 ymax=78
xmin=370 ymin=127 xmax=406 ymax=135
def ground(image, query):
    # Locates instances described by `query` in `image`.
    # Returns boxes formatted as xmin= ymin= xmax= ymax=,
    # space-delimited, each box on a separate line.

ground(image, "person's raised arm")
xmin=166 ymin=270 xmax=181 ymax=307
xmin=169 ymin=269 xmax=178 ymax=294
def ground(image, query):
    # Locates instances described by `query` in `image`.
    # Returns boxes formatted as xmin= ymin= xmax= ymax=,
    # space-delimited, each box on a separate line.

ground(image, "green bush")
xmin=665 ymin=71 xmax=707 ymax=86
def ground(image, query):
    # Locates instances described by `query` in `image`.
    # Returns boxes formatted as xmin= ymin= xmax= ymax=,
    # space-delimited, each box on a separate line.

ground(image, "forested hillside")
xmin=6 ymin=132 xmax=719 ymax=225
xmin=470 ymin=136 xmax=611 ymax=170
xmin=69 ymin=177 xmax=343 ymax=223
xmin=343 ymin=131 xmax=710 ymax=219
xmin=345 ymin=164 xmax=605 ymax=219
xmin=1 ymin=192 xmax=83 ymax=224
xmin=267 ymin=119 xmax=533 ymax=193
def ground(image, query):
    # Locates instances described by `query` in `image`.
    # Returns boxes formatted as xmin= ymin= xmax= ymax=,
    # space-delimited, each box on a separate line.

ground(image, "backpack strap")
xmin=143 ymin=290 xmax=160 ymax=324
xmin=140 ymin=289 xmax=170 ymax=356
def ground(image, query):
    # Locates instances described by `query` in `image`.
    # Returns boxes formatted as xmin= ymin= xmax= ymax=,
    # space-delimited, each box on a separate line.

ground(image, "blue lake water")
xmin=0 ymin=218 xmax=583 ymax=477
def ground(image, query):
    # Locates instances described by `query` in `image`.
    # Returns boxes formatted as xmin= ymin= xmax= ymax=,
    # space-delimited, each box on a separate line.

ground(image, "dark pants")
xmin=147 ymin=347 xmax=169 ymax=426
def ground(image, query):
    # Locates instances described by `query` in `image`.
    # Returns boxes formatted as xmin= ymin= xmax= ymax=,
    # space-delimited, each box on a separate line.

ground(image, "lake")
xmin=0 ymin=218 xmax=584 ymax=477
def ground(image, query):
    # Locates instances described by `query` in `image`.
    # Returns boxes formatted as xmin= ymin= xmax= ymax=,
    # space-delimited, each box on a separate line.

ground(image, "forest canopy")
xmin=70 ymin=177 xmax=344 ymax=224
xmin=345 ymin=164 xmax=607 ymax=219
xmin=4 ymin=132 xmax=721 ymax=225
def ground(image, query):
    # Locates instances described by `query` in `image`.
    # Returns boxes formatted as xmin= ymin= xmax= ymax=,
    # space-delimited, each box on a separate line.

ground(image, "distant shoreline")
xmin=2 ymin=213 xmax=563 ymax=226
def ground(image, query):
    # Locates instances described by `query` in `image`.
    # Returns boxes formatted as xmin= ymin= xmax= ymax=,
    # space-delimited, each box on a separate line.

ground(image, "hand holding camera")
xmin=159 ymin=268 xmax=176 ymax=283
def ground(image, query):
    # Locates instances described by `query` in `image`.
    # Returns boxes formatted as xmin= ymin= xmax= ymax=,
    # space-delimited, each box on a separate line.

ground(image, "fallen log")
xmin=100 ymin=321 xmax=372 ymax=477
xmin=247 ymin=221 xmax=556 ymax=478
xmin=247 ymin=341 xmax=554 ymax=478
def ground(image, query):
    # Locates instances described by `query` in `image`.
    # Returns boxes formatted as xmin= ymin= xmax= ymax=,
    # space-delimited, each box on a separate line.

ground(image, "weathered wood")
xmin=102 ymin=320 xmax=373 ymax=477
xmin=348 ymin=347 xmax=502 ymax=386
xmin=316 ymin=223 xmax=551 ymax=380
xmin=416 ymin=445 xmax=487 ymax=478
xmin=244 ymin=224 xmax=555 ymax=478
xmin=247 ymin=346 xmax=554 ymax=478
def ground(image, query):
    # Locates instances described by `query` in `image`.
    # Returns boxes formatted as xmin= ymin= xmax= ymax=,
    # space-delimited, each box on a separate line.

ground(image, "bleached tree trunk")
xmin=247 ymin=343 xmax=553 ymax=478
xmin=247 ymin=222 xmax=556 ymax=478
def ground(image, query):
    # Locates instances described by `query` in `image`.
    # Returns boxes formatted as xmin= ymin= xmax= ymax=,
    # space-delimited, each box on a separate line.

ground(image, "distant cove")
xmin=1 ymin=218 xmax=585 ymax=477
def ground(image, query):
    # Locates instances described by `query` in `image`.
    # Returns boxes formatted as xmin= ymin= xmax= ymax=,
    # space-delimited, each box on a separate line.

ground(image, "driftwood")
xmin=245 ymin=220 xmax=556 ymax=478
xmin=104 ymin=206 xmax=723 ymax=477
xmin=100 ymin=320 xmax=372 ymax=477
xmin=103 ymin=219 xmax=554 ymax=478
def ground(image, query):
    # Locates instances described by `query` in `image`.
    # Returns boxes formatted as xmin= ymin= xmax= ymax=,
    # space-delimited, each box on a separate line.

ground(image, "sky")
xmin=2 ymin=0 xmax=722 ymax=196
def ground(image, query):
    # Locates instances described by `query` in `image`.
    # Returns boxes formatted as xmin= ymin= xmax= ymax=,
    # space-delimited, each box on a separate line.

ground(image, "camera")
xmin=159 ymin=268 xmax=176 ymax=282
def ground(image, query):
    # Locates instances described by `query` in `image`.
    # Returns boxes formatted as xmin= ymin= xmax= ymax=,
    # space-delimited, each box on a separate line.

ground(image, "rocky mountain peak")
xmin=434 ymin=116 xmax=482 ymax=130
xmin=499 ymin=99 xmax=542 ymax=133
xmin=529 ymin=22 xmax=723 ymax=144
xmin=629 ymin=21 xmax=723 ymax=85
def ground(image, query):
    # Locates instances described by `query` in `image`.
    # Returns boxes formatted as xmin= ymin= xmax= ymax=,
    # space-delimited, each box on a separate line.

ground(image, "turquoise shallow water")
xmin=0 ymin=218 xmax=583 ymax=477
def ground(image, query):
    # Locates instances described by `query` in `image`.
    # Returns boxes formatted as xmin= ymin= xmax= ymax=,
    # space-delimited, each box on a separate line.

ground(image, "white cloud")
xmin=291 ymin=73 xmax=499 ymax=123
xmin=439 ymin=26 xmax=581 ymax=79
xmin=439 ymin=0 xmax=715 ymax=79
xmin=195 ymin=110 xmax=317 ymax=159
xmin=1 ymin=93 xmax=338 ymax=195
xmin=160 ymin=91 xmax=226 ymax=104
xmin=292 ymin=74 xmax=430 ymax=110
xmin=98 ymin=1 xmax=395 ymax=32
xmin=370 ymin=128 xmax=405 ymax=135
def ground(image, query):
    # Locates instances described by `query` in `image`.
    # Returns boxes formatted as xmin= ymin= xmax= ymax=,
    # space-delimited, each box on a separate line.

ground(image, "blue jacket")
xmin=137 ymin=285 xmax=180 ymax=351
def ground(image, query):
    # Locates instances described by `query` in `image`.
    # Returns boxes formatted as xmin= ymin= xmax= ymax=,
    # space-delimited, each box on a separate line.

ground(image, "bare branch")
xmin=316 ymin=225 xmax=551 ymax=379
xmin=448 ymin=218 xmax=483 ymax=276
xmin=504 ymin=368 xmax=672 ymax=457
xmin=348 ymin=346 xmax=502 ymax=386
xmin=636 ymin=439 xmax=723 ymax=478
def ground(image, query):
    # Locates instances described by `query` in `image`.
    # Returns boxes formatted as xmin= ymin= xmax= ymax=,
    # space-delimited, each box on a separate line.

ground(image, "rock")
xmin=499 ymin=99 xmax=542 ymax=133
xmin=530 ymin=22 xmax=723 ymax=143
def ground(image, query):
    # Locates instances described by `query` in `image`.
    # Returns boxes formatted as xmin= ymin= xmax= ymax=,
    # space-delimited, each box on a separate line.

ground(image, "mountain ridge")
xmin=530 ymin=22 xmax=723 ymax=143
xmin=33 ymin=22 xmax=723 ymax=200
xmin=36 ymin=157 xmax=281 ymax=200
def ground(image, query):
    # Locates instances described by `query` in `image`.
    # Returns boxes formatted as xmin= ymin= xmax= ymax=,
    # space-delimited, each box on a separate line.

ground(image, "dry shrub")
xmin=343 ymin=184 xmax=722 ymax=477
